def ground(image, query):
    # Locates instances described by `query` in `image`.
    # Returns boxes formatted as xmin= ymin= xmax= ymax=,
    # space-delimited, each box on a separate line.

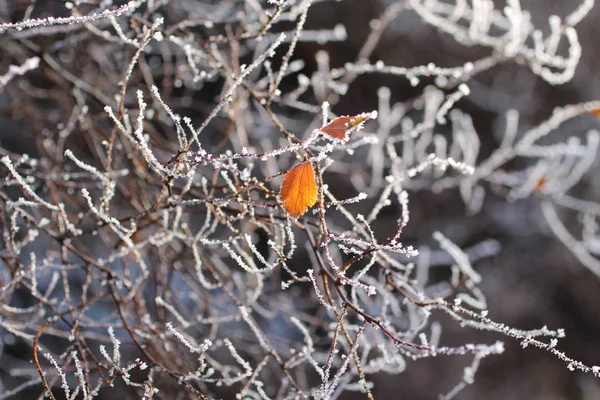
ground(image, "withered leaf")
xmin=319 ymin=111 xmax=377 ymax=140
xmin=280 ymin=162 xmax=318 ymax=217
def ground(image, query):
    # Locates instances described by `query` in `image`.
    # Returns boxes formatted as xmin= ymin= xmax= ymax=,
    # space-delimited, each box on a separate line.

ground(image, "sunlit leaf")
xmin=319 ymin=111 xmax=377 ymax=140
xmin=280 ymin=162 xmax=318 ymax=217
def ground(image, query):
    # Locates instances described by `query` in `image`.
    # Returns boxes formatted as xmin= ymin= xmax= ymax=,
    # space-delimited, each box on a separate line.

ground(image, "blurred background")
xmin=2 ymin=0 xmax=600 ymax=399
xmin=325 ymin=1 xmax=600 ymax=398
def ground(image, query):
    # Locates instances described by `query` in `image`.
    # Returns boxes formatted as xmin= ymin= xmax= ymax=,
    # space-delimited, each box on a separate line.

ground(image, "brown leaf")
xmin=319 ymin=111 xmax=377 ymax=140
xmin=534 ymin=176 xmax=548 ymax=191
xmin=280 ymin=162 xmax=318 ymax=217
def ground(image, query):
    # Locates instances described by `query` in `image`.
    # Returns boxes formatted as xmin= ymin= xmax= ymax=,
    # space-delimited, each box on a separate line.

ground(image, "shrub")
xmin=1 ymin=1 xmax=600 ymax=399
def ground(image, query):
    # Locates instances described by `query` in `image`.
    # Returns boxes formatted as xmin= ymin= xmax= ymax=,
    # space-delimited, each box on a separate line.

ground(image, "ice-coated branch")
xmin=0 ymin=2 xmax=137 ymax=33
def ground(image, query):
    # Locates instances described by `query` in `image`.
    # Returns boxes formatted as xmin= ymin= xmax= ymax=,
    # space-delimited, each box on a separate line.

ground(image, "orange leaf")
xmin=319 ymin=111 xmax=377 ymax=140
xmin=592 ymin=108 xmax=600 ymax=117
xmin=534 ymin=176 xmax=547 ymax=191
xmin=280 ymin=162 xmax=318 ymax=217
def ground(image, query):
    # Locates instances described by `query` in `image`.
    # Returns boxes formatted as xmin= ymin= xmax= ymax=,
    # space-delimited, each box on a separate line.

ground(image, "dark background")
xmin=1 ymin=0 xmax=600 ymax=399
